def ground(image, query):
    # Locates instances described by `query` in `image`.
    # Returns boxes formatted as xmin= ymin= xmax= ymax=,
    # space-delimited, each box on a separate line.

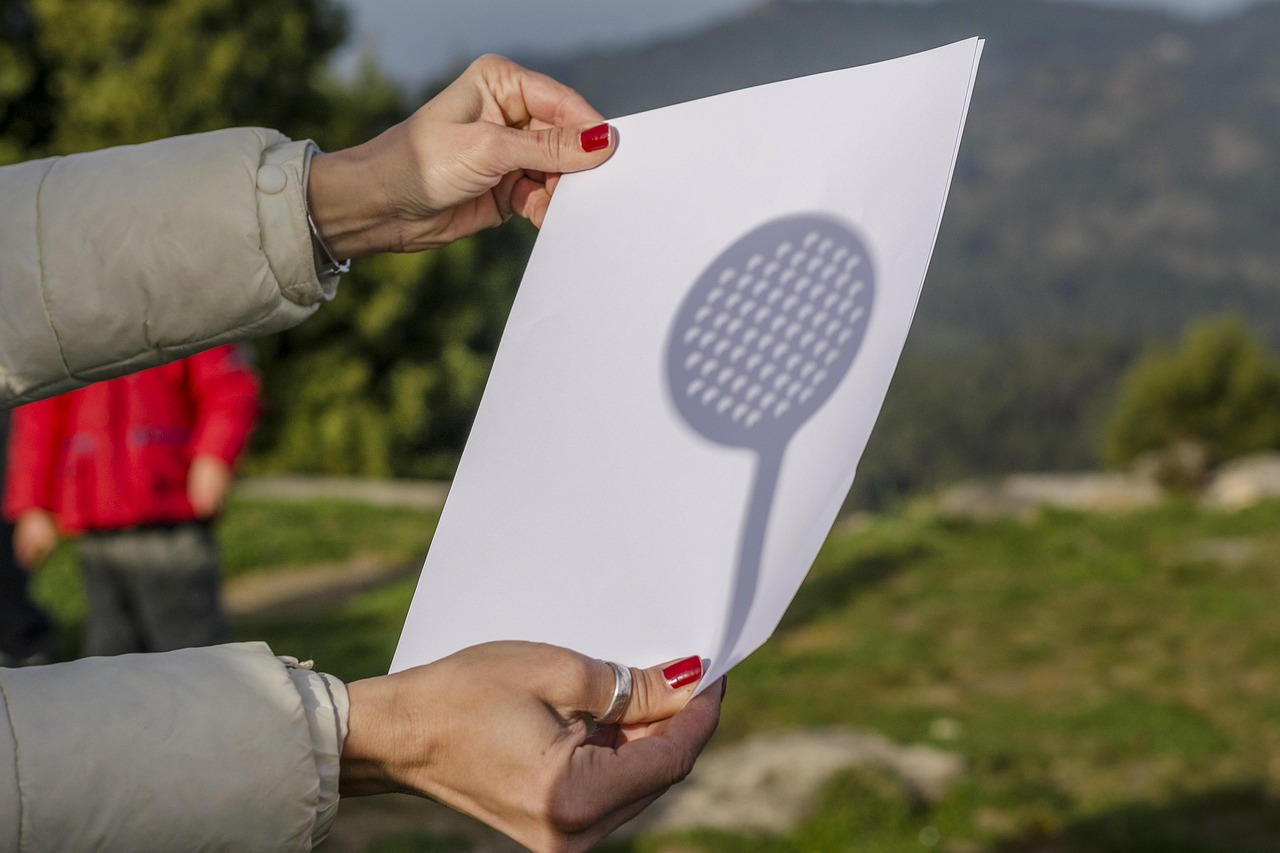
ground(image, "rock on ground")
xmin=1201 ymin=452 xmax=1280 ymax=511
xmin=938 ymin=472 xmax=1161 ymax=520
xmin=623 ymin=728 xmax=963 ymax=836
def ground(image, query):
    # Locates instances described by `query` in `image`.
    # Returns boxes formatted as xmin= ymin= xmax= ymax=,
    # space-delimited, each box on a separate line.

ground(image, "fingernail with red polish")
xmin=580 ymin=122 xmax=612 ymax=153
xmin=663 ymin=656 xmax=703 ymax=689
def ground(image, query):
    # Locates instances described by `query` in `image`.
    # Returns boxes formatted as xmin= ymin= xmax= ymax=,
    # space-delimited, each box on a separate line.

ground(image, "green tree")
xmin=1104 ymin=315 xmax=1280 ymax=470
xmin=29 ymin=0 xmax=346 ymax=151
xmin=251 ymin=221 xmax=538 ymax=479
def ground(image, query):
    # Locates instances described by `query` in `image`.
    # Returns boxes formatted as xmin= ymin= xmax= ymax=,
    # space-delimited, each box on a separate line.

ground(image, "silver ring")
xmin=594 ymin=660 xmax=632 ymax=725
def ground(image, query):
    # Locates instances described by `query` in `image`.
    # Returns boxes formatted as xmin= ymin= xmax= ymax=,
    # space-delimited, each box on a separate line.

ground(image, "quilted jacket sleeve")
xmin=0 ymin=128 xmax=339 ymax=408
xmin=0 ymin=643 xmax=349 ymax=852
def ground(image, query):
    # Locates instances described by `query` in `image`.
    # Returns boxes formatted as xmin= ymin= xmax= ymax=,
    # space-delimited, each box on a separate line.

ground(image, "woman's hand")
xmin=308 ymin=54 xmax=616 ymax=259
xmin=340 ymin=641 xmax=721 ymax=853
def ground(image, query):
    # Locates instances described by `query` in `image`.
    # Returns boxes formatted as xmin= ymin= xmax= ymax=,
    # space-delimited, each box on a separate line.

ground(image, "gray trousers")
xmin=78 ymin=522 xmax=230 ymax=656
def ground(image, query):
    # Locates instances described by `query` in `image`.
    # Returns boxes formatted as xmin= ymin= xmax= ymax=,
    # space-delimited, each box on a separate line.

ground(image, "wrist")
xmin=340 ymin=674 xmax=426 ymax=797
xmin=307 ymin=140 xmax=404 ymax=260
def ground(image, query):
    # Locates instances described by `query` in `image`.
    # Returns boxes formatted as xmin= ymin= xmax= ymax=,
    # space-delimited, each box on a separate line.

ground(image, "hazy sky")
xmin=336 ymin=0 xmax=1264 ymax=87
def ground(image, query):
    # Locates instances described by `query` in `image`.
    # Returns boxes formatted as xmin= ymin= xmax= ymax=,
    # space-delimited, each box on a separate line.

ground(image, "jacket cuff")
xmin=283 ymin=659 xmax=350 ymax=847
xmin=257 ymin=140 xmax=341 ymax=308
xmin=0 ymin=642 xmax=334 ymax=852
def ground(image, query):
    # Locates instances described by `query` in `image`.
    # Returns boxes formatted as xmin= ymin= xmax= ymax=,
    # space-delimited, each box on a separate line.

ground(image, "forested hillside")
xmin=535 ymin=0 xmax=1280 ymax=345
xmin=527 ymin=0 xmax=1280 ymax=502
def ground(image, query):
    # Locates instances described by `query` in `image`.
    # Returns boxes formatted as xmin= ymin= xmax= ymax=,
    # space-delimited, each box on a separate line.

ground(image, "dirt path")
xmin=237 ymin=475 xmax=449 ymax=511
xmin=223 ymin=554 xmax=418 ymax=617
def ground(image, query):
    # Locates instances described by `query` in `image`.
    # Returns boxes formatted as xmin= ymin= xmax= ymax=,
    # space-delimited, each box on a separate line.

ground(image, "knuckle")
xmin=469 ymin=125 xmax=505 ymax=162
xmin=538 ymin=127 xmax=566 ymax=166
xmin=545 ymin=792 xmax=602 ymax=835
xmin=469 ymin=53 xmax=506 ymax=73
xmin=562 ymin=82 xmax=585 ymax=105
xmin=671 ymin=750 xmax=698 ymax=785
xmin=626 ymin=666 xmax=656 ymax=717
xmin=653 ymin=743 xmax=698 ymax=789
xmin=551 ymin=652 xmax=595 ymax=696
xmin=534 ymin=837 xmax=587 ymax=853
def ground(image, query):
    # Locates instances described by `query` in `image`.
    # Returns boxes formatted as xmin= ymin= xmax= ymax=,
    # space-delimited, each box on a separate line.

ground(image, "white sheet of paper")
xmin=391 ymin=38 xmax=985 ymax=690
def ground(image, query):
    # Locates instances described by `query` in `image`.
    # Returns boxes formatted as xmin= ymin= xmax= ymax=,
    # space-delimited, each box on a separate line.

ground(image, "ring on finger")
xmin=594 ymin=660 xmax=632 ymax=725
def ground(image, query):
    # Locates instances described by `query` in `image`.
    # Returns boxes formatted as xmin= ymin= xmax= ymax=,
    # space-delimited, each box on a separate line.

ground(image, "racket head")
xmin=666 ymin=213 xmax=876 ymax=451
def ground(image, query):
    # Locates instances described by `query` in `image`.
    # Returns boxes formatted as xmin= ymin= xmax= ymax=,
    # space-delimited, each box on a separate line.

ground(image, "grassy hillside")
xmin=662 ymin=498 xmax=1280 ymax=851
xmin=29 ymin=493 xmax=1278 ymax=850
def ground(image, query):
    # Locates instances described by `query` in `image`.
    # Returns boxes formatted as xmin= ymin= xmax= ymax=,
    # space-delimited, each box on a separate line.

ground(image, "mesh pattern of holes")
xmin=676 ymin=229 xmax=869 ymax=431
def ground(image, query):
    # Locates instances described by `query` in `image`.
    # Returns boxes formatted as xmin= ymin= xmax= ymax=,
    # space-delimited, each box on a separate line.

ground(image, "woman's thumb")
xmin=614 ymin=656 xmax=705 ymax=725
xmin=492 ymin=121 xmax=616 ymax=176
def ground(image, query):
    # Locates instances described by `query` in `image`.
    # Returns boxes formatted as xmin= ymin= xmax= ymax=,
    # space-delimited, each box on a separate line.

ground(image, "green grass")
xmin=28 ymin=494 xmax=1280 ymax=850
xmin=215 ymin=496 xmax=440 ymax=579
xmin=688 ymin=499 xmax=1280 ymax=852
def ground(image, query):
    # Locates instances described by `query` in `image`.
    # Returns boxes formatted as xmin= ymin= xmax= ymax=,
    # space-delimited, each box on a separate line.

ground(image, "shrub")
xmin=1104 ymin=316 xmax=1280 ymax=474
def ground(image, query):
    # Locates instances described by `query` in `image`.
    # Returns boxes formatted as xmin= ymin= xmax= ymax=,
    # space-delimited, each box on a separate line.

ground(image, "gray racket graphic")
xmin=666 ymin=214 xmax=875 ymax=666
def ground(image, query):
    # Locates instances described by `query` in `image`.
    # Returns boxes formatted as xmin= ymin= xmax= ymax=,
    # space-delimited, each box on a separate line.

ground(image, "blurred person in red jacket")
xmin=4 ymin=344 xmax=260 ymax=656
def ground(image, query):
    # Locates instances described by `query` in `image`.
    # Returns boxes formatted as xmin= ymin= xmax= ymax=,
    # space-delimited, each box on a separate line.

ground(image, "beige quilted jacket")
xmin=0 ymin=129 xmax=349 ymax=851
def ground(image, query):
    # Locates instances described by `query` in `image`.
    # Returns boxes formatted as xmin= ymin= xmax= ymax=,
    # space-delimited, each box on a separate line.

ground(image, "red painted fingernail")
xmin=663 ymin=656 xmax=703 ymax=689
xmin=580 ymin=122 xmax=612 ymax=153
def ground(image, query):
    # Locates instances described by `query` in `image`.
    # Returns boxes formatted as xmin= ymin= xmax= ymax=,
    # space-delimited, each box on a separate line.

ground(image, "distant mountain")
xmin=510 ymin=0 xmax=1280 ymax=502
xmin=527 ymin=0 xmax=1280 ymax=352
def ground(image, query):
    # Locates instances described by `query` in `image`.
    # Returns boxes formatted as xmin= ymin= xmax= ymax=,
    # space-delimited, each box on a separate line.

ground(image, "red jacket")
xmin=3 ymin=345 xmax=260 ymax=532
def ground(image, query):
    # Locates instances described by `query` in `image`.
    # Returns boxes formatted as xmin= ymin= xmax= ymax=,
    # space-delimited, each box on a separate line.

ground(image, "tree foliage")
xmin=1104 ymin=316 xmax=1280 ymax=470
xmin=251 ymin=223 xmax=538 ymax=479
xmin=852 ymin=335 xmax=1135 ymax=508
xmin=29 ymin=0 xmax=346 ymax=151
